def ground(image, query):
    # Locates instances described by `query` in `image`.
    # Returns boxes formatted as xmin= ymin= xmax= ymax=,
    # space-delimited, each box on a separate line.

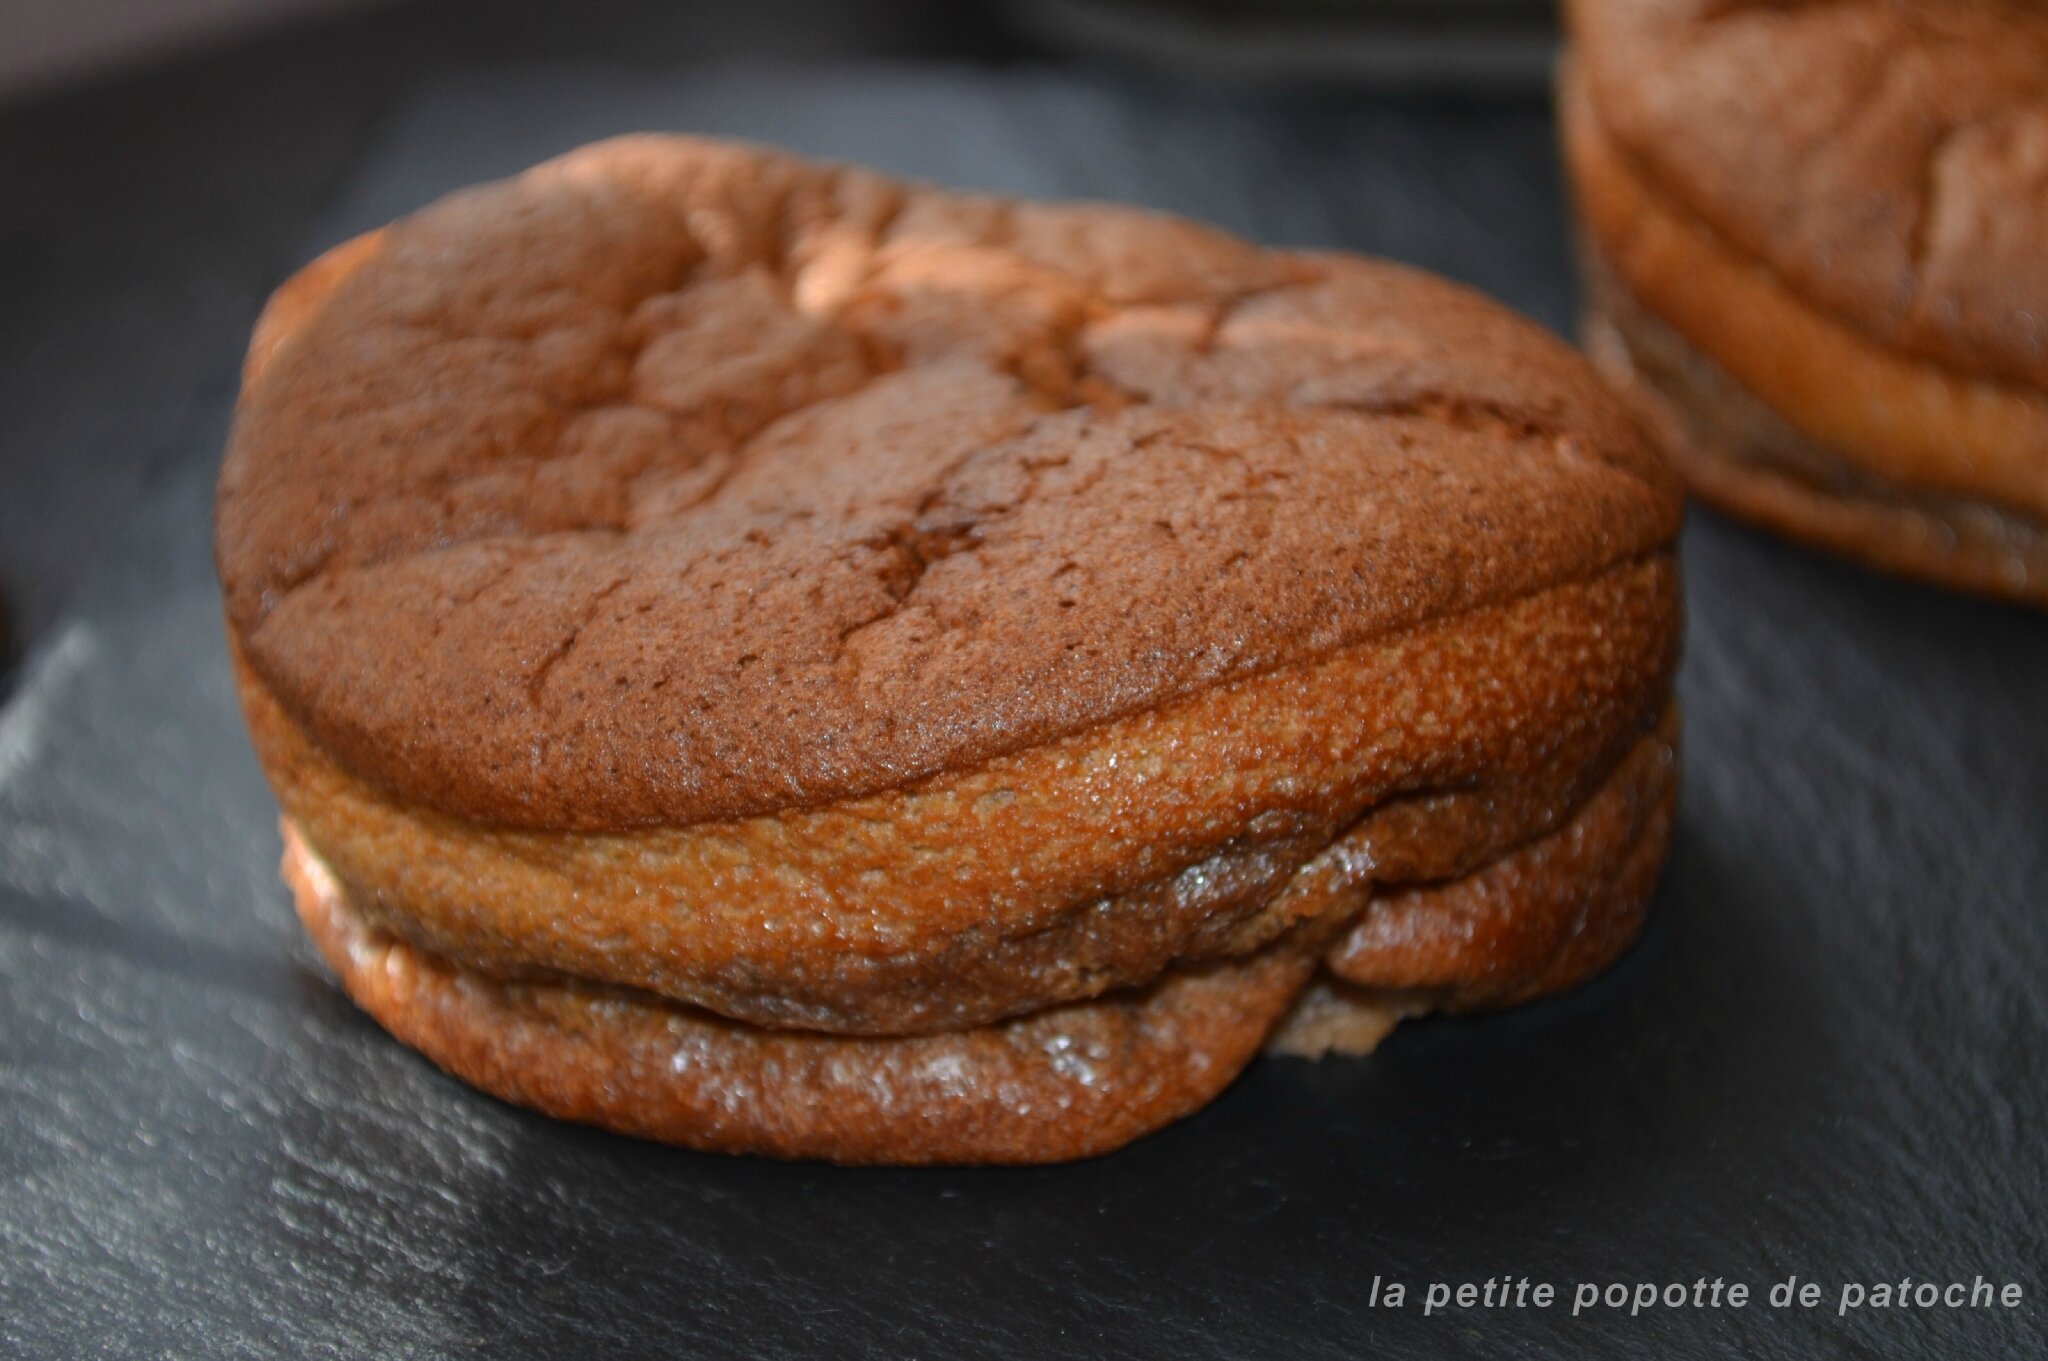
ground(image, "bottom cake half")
xmin=285 ymin=707 xmax=1677 ymax=1165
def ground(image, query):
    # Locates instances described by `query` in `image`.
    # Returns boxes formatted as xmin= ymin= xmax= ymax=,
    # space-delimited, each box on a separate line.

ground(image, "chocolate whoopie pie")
xmin=217 ymin=137 xmax=1684 ymax=1164
xmin=1563 ymin=0 xmax=2048 ymax=603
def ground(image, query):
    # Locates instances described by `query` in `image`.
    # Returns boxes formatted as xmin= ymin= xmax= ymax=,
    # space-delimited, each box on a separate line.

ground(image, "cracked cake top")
xmin=216 ymin=137 xmax=1679 ymax=830
xmin=1570 ymin=0 xmax=2048 ymax=388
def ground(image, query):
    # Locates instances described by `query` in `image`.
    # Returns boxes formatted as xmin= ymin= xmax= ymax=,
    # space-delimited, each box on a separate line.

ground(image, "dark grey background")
xmin=3 ymin=51 xmax=2045 ymax=1361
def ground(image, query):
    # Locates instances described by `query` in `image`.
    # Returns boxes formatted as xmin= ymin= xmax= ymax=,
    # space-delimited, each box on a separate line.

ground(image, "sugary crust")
xmin=1566 ymin=0 xmax=2048 ymax=390
xmin=285 ymin=711 xmax=1677 ymax=1163
xmin=1321 ymin=701 xmax=1677 ymax=1010
xmin=243 ymin=557 xmax=1679 ymax=1035
xmin=1562 ymin=69 xmax=2048 ymax=533
xmin=1582 ymin=241 xmax=2048 ymax=603
xmin=217 ymin=135 xmax=1679 ymax=831
xmin=1267 ymin=706 xmax=1676 ymax=1061
xmin=286 ymin=828 xmax=1316 ymax=1166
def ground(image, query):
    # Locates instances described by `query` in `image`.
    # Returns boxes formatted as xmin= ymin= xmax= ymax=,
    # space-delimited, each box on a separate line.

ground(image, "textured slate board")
xmin=2 ymin=67 xmax=2044 ymax=1360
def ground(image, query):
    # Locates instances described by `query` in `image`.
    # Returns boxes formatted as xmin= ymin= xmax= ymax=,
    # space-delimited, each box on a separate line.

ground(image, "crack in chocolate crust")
xmin=284 ymin=713 xmax=1677 ymax=1164
xmin=217 ymin=136 xmax=1679 ymax=831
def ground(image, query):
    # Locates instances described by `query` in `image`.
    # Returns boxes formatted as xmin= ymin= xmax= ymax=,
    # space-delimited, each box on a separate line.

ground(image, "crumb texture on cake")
xmin=1568 ymin=0 xmax=2048 ymax=389
xmin=216 ymin=136 xmax=1679 ymax=830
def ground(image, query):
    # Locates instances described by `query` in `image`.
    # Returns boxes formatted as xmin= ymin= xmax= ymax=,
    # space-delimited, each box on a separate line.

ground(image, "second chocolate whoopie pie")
xmin=1563 ymin=0 xmax=2048 ymax=603
xmin=218 ymin=137 xmax=1684 ymax=1163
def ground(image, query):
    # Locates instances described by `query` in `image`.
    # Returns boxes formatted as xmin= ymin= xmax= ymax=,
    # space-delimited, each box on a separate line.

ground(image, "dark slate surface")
xmin=1 ymin=67 xmax=2043 ymax=1360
